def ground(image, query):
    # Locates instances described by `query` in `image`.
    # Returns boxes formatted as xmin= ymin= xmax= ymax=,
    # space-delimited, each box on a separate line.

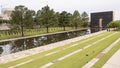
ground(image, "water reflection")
xmin=0 ymin=29 xmax=88 ymax=56
xmin=0 ymin=43 xmax=12 ymax=56
xmin=0 ymin=47 xmax=3 ymax=54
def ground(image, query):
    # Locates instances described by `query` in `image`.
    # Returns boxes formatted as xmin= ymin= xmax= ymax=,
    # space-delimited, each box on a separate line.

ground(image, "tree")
xmin=82 ymin=22 xmax=89 ymax=27
xmin=36 ymin=5 xmax=55 ymax=33
xmin=72 ymin=10 xmax=82 ymax=29
xmin=81 ymin=11 xmax=89 ymax=22
xmin=52 ymin=12 xmax=60 ymax=27
xmin=81 ymin=11 xmax=89 ymax=27
xmin=35 ymin=10 xmax=43 ymax=28
xmin=24 ymin=10 xmax=35 ymax=29
xmin=58 ymin=11 xmax=71 ymax=31
xmin=10 ymin=5 xmax=34 ymax=36
xmin=107 ymin=20 xmax=120 ymax=30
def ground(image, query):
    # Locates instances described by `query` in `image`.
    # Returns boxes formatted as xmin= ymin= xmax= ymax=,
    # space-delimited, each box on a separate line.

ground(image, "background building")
xmin=0 ymin=8 xmax=13 ymax=20
xmin=90 ymin=11 xmax=114 ymax=33
xmin=0 ymin=8 xmax=13 ymax=30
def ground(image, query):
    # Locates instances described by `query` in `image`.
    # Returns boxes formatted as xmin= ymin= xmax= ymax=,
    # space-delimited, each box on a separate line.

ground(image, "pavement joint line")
xmin=67 ymin=33 xmax=104 ymax=49
xmin=40 ymin=32 xmax=116 ymax=68
xmin=8 ymin=59 xmax=34 ymax=68
xmin=8 ymin=31 xmax=106 ymax=68
xmin=57 ymin=49 xmax=82 ymax=61
xmin=8 ymin=50 xmax=60 ymax=68
xmin=45 ymin=50 xmax=60 ymax=56
xmin=102 ymin=38 xmax=120 ymax=54
xmin=83 ymin=36 xmax=120 ymax=68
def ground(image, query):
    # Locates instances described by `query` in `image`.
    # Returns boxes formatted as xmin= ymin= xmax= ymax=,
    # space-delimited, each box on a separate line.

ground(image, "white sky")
xmin=0 ymin=0 xmax=120 ymax=20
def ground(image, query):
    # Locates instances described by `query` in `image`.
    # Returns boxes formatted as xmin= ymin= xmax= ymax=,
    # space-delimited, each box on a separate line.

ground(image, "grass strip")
xmin=92 ymin=39 xmax=120 ymax=68
xmin=48 ymin=32 xmax=120 ymax=68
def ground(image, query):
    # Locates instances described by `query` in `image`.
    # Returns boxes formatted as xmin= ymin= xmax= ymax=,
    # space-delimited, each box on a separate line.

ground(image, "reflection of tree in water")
xmin=0 ymin=47 xmax=3 ymax=55
xmin=37 ymin=36 xmax=47 ymax=46
xmin=0 ymin=29 xmax=88 ymax=56
xmin=25 ymin=38 xmax=35 ymax=49
xmin=56 ymin=33 xmax=66 ymax=41
xmin=11 ymin=40 xmax=24 ymax=52
xmin=50 ymin=34 xmax=57 ymax=43
xmin=33 ymin=38 xmax=38 ymax=47
xmin=71 ymin=32 xmax=75 ymax=38
xmin=37 ymin=37 xmax=43 ymax=46
xmin=46 ymin=35 xmax=55 ymax=44
xmin=66 ymin=32 xmax=71 ymax=38
xmin=40 ymin=36 xmax=48 ymax=45
xmin=75 ymin=31 xmax=83 ymax=36
xmin=79 ymin=31 xmax=86 ymax=36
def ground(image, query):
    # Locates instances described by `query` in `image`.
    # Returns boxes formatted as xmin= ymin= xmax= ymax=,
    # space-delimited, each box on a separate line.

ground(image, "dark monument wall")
xmin=90 ymin=11 xmax=114 ymax=33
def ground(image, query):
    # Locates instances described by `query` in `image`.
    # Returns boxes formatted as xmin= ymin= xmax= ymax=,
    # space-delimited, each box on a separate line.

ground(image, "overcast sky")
xmin=0 ymin=0 xmax=120 ymax=20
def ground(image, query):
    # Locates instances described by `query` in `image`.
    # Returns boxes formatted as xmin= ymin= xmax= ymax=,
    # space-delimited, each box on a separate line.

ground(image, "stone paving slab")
xmin=103 ymin=49 xmax=120 ymax=68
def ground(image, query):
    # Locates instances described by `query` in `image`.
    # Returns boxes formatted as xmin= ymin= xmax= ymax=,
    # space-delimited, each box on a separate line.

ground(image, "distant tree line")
xmin=107 ymin=20 xmax=120 ymax=31
xmin=9 ymin=5 xmax=89 ymax=36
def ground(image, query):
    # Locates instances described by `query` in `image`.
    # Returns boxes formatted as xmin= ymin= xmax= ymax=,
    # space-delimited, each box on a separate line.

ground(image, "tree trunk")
xmin=46 ymin=26 xmax=49 ymax=33
xmin=75 ymin=25 xmax=77 ymax=29
xmin=21 ymin=24 xmax=24 ymax=37
xmin=63 ymin=26 xmax=65 ymax=31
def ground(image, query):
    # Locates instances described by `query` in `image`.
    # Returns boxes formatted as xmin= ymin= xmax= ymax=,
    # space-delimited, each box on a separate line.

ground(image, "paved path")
xmin=103 ymin=49 xmax=120 ymax=68
xmin=40 ymin=32 xmax=116 ymax=68
xmin=0 ymin=30 xmax=105 ymax=64
xmin=83 ymin=36 xmax=120 ymax=68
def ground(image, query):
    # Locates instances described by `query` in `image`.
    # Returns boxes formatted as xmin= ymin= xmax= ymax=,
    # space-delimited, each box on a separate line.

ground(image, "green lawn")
xmin=49 ymin=32 xmax=120 ymax=68
xmin=0 ymin=27 xmax=75 ymax=40
xmin=92 ymin=39 xmax=120 ymax=68
xmin=0 ymin=32 xmax=120 ymax=68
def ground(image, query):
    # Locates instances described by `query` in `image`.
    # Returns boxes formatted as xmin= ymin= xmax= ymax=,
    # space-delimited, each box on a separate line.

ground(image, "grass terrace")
xmin=0 ymin=27 xmax=78 ymax=40
xmin=0 ymin=31 xmax=120 ymax=68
